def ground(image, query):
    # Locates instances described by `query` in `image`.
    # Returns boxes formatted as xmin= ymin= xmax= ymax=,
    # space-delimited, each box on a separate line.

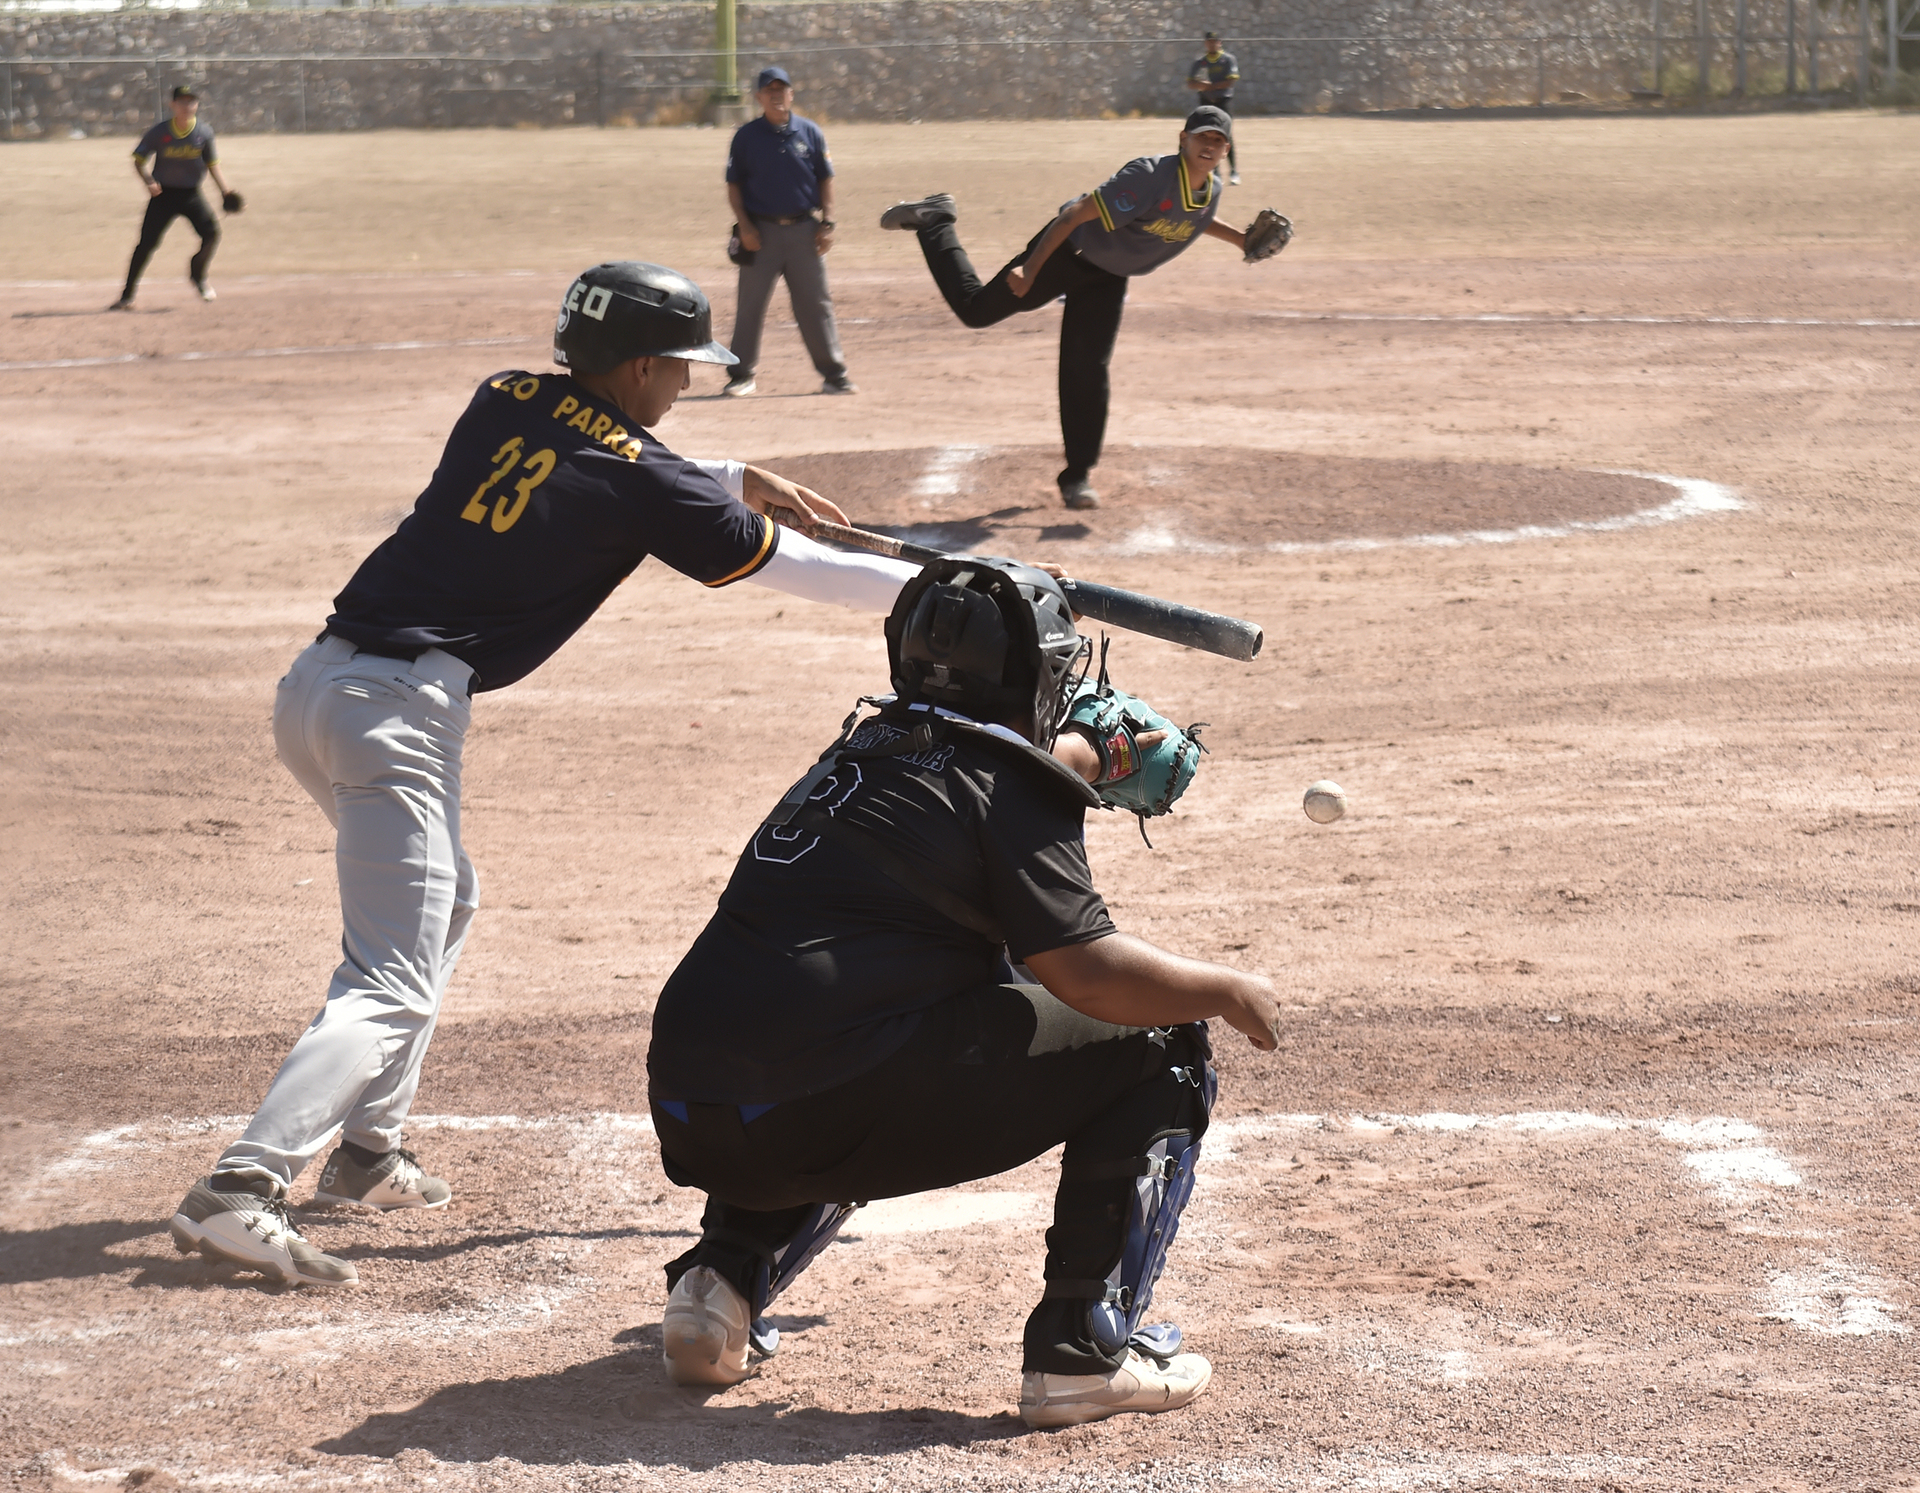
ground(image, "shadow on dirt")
xmin=319 ymin=1345 xmax=1028 ymax=1467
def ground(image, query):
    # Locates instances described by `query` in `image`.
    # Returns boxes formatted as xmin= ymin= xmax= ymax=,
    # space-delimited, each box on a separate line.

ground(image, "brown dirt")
xmin=3 ymin=116 xmax=1919 ymax=1493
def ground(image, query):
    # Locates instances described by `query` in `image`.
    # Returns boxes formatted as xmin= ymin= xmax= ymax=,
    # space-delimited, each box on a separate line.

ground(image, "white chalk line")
xmin=1112 ymin=470 xmax=1743 ymax=557
xmin=1249 ymin=308 xmax=1920 ymax=331
xmin=911 ymin=443 xmax=989 ymax=498
xmin=0 ymin=335 xmax=539 ymax=374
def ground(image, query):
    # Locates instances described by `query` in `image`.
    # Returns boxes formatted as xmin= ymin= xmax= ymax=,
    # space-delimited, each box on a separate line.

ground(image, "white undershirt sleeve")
xmin=750 ymin=526 xmax=920 ymax=614
xmin=687 ymin=458 xmax=747 ymax=499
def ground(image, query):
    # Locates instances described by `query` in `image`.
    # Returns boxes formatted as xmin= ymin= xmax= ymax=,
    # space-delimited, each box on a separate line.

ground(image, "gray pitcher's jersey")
xmin=1068 ymin=154 xmax=1222 ymax=278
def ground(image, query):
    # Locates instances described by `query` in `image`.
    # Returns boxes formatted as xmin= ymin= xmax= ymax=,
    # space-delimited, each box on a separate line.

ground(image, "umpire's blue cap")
xmin=756 ymin=66 xmax=792 ymax=90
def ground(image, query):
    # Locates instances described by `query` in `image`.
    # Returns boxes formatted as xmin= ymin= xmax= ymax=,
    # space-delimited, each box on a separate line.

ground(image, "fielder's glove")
xmin=1065 ymin=678 xmax=1207 ymax=842
xmin=1242 ymin=207 xmax=1292 ymax=263
xmin=221 ymin=190 xmax=245 ymax=215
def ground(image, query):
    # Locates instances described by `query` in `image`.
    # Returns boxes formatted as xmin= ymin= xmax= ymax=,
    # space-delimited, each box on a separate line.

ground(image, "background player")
xmin=167 ymin=262 xmax=918 ymax=1291
xmin=721 ymin=66 xmax=854 ymax=398
xmin=880 ymin=108 xmax=1271 ymax=511
xmin=1186 ymin=33 xmax=1242 ymax=185
xmin=646 ymin=557 xmax=1281 ymax=1426
xmin=113 ymin=85 xmax=240 ymax=310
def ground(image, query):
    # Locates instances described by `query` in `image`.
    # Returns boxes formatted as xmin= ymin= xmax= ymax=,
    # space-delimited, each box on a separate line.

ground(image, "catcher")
xmin=878 ymin=105 xmax=1292 ymax=510
xmin=644 ymin=555 xmax=1281 ymax=1429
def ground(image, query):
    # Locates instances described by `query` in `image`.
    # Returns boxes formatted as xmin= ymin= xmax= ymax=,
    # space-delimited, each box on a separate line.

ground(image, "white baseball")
xmin=1302 ymin=779 xmax=1348 ymax=824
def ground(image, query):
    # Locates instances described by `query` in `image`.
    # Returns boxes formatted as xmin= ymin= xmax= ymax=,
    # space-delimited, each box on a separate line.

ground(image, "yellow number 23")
xmin=460 ymin=437 xmax=557 ymax=533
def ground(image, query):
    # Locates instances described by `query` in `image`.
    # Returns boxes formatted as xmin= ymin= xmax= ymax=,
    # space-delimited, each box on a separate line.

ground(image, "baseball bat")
xmin=775 ymin=510 xmax=1264 ymax=663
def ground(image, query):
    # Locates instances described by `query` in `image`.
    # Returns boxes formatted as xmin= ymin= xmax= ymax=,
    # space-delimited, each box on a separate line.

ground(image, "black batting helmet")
xmin=552 ymin=261 xmax=737 ymax=374
xmin=886 ymin=557 xmax=1087 ymax=747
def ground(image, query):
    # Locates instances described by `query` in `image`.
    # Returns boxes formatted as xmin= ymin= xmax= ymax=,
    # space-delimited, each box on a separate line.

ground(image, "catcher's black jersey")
xmin=326 ymin=370 xmax=776 ymax=691
xmin=649 ymin=719 xmax=1115 ymax=1105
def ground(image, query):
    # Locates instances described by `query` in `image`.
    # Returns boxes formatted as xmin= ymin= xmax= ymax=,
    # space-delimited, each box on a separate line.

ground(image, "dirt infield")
xmin=3 ymin=114 xmax=1918 ymax=1492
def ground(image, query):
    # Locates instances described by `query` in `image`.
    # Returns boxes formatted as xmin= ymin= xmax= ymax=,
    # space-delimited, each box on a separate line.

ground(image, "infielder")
xmin=1186 ymin=33 xmax=1242 ymax=185
xmin=721 ymin=65 xmax=854 ymax=397
xmin=646 ymin=557 xmax=1281 ymax=1427
xmin=168 ymin=261 xmax=919 ymax=1289
xmin=880 ymin=107 xmax=1290 ymax=511
xmin=113 ymin=85 xmax=241 ymax=310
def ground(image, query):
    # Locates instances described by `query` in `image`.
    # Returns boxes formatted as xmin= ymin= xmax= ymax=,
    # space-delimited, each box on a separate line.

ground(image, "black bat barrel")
xmin=1060 ymin=578 xmax=1264 ymax=662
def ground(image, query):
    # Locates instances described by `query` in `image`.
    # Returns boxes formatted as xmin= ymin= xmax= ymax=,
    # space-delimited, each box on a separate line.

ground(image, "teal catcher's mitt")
xmin=1065 ymin=678 xmax=1207 ymax=836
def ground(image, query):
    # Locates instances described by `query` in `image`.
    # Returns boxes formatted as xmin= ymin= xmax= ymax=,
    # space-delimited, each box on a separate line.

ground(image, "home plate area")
xmin=4 ymin=1103 xmax=1902 ymax=1490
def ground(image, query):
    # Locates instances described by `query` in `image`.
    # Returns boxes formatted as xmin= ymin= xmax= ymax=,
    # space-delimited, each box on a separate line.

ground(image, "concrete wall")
xmin=0 ymin=0 xmax=1875 ymax=138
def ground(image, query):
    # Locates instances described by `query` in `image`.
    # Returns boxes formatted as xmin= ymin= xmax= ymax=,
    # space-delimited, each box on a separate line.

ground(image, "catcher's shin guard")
xmin=746 ymin=1201 xmax=861 ymax=1355
xmin=1046 ymin=1027 xmax=1217 ymax=1360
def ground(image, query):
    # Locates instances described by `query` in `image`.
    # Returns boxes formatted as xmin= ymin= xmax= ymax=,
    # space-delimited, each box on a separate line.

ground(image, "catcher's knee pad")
xmin=1047 ymin=1025 xmax=1217 ymax=1358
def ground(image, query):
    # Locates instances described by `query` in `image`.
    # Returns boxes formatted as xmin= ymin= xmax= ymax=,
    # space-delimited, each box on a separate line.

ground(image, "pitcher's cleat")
xmin=311 ymin=1146 xmax=451 ymax=1211
xmin=1018 ymin=1348 xmax=1214 ymax=1429
xmin=878 ymin=193 xmax=957 ymax=232
xmin=194 ymin=281 xmax=217 ymax=302
xmin=1059 ymin=477 xmax=1101 ymax=511
xmin=662 ymin=1265 xmax=753 ymax=1386
xmin=169 ymin=1179 xmax=358 ymax=1288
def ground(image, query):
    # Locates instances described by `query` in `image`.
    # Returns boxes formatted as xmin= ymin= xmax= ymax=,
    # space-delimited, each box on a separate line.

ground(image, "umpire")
xmin=647 ymin=557 xmax=1281 ymax=1427
xmin=113 ymin=85 xmax=240 ymax=310
xmin=721 ymin=66 xmax=855 ymax=397
xmin=1185 ymin=33 xmax=1241 ymax=185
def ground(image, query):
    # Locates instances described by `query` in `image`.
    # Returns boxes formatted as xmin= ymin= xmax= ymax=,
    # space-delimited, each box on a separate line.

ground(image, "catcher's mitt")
xmin=221 ymin=190 xmax=245 ymax=215
xmin=1242 ymin=207 xmax=1292 ymax=263
xmin=1064 ymin=670 xmax=1208 ymax=843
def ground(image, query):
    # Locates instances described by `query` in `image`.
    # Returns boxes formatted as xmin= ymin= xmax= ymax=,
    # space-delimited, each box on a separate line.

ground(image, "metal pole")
xmin=1788 ymin=0 xmax=1798 ymax=89
xmin=1735 ymin=0 xmax=1747 ymax=92
xmin=297 ymin=58 xmax=306 ymax=131
xmin=1861 ymin=0 xmax=1872 ymax=97
xmin=1653 ymin=0 xmax=1663 ymax=90
xmin=713 ymin=0 xmax=740 ymax=106
xmin=1892 ymin=0 xmax=1903 ymax=75
xmin=593 ymin=49 xmax=605 ymax=126
xmin=1697 ymin=0 xmax=1711 ymax=95
xmin=3 ymin=64 xmax=11 ymax=142
xmin=1376 ymin=36 xmax=1385 ymax=110
xmin=1811 ymin=0 xmax=1821 ymax=91
xmin=1537 ymin=37 xmax=1546 ymax=104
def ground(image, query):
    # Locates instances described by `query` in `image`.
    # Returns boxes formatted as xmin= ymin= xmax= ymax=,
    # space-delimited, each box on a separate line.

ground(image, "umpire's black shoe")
xmin=879 ymin=193 xmax=957 ymax=231
xmin=1060 ymin=477 xmax=1101 ymax=511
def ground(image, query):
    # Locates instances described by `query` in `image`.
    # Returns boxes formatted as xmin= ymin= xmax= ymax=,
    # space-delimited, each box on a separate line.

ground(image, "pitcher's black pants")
xmin=123 ymin=187 xmax=220 ymax=300
xmin=913 ymin=221 xmax=1129 ymax=489
xmin=653 ymin=982 xmax=1211 ymax=1376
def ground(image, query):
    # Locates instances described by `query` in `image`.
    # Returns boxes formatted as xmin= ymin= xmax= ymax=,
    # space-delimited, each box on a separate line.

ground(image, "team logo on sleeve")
xmin=1113 ymin=190 xmax=1138 ymax=213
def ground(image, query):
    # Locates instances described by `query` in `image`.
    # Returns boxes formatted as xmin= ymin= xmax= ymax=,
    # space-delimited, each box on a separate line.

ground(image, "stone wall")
xmin=0 ymin=0 xmax=1878 ymax=138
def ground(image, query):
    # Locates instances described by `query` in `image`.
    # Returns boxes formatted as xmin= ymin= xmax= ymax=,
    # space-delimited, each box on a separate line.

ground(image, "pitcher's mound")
xmin=760 ymin=445 xmax=1687 ymax=554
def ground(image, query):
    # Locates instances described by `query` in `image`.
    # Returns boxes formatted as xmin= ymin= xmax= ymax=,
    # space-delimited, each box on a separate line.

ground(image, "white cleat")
xmin=1019 ymin=1347 xmax=1213 ymax=1429
xmin=662 ymin=1265 xmax=753 ymax=1386
xmin=169 ymin=1178 xmax=357 ymax=1288
xmin=194 ymin=281 xmax=217 ymax=302
xmin=311 ymin=1145 xmax=452 ymax=1211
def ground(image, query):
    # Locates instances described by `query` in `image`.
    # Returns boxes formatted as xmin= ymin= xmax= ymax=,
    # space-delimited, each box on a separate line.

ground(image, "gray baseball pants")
xmin=212 ymin=633 xmax=478 ymax=1194
xmin=728 ymin=218 xmax=848 ymax=381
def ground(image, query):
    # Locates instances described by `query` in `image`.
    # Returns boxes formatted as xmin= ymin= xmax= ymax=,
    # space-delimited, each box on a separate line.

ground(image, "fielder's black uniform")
xmin=910 ymin=155 xmax=1222 ymax=490
xmin=647 ymin=708 xmax=1213 ymax=1375
xmin=124 ymin=118 xmax=221 ymax=299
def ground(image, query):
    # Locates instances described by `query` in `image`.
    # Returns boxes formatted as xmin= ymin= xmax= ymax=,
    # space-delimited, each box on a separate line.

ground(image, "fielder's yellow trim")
xmin=1178 ymin=157 xmax=1212 ymax=213
xmin=1092 ymin=189 xmax=1116 ymax=234
xmin=704 ymin=513 xmax=778 ymax=587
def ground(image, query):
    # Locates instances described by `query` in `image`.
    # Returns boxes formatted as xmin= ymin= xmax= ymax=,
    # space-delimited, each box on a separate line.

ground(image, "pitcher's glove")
xmin=222 ymin=190 xmax=245 ymax=215
xmin=1242 ymin=207 xmax=1292 ymax=263
xmin=1065 ymin=680 xmax=1208 ymax=837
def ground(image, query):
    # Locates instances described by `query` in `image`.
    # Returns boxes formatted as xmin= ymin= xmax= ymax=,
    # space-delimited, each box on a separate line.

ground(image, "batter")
xmin=168 ymin=261 xmax=920 ymax=1289
xmin=879 ymin=107 xmax=1275 ymax=511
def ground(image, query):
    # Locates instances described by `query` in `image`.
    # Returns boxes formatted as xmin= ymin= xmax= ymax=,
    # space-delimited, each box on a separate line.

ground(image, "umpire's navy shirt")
xmin=725 ymin=113 xmax=833 ymax=218
xmin=325 ymin=370 xmax=778 ymax=691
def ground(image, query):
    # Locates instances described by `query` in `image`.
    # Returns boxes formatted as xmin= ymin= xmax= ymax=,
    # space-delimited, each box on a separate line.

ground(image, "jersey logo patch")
xmin=1158 ymin=199 xmax=1173 ymax=211
xmin=1140 ymin=218 xmax=1200 ymax=245
xmin=1112 ymin=190 xmax=1138 ymax=214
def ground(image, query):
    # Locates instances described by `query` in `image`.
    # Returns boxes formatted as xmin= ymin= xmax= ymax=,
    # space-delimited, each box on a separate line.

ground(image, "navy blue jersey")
xmin=325 ymin=371 xmax=778 ymax=691
xmin=725 ymin=113 xmax=833 ymax=218
xmin=134 ymin=119 xmax=217 ymax=189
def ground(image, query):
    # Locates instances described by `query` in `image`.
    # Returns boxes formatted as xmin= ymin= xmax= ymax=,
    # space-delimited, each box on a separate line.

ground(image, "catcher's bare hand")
xmin=1220 ymin=972 xmax=1282 ymax=1051
xmin=746 ymin=466 xmax=851 ymax=528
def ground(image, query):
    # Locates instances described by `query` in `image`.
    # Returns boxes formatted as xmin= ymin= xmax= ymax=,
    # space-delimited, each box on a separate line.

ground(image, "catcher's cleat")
xmin=311 ymin=1145 xmax=451 ymax=1211
xmin=722 ymin=376 xmax=757 ymax=398
xmin=1019 ymin=1348 xmax=1213 ymax=1429
xmin=820 ymin=375 xmax=858 ymax=395
xmin=878 ymin=193 xmax=956 ymax=232
xmin=1059 ymin=477 xmax=1101 ymax=511
xmin=662 ymin=1265 xmax=753 ymax=1386
xmin=194 ymin=281 xmax=217 ymax=302
xmin=170 ymin=1178 xmax=358 ymax=1288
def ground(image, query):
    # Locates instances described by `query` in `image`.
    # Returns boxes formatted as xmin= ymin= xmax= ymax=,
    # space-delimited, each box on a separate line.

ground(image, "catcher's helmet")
xmin=886 ymin=557 xmax=1087 ymax=746
xmin=552 ymin=261 xmax=737 ymax=374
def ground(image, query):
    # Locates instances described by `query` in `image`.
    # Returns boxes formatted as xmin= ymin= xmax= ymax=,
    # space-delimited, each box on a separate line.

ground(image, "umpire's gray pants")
xmin=728 ymin=218 xmax=848 ymax=380
xmin=214 ymin=634 xmax=478 ymax=1193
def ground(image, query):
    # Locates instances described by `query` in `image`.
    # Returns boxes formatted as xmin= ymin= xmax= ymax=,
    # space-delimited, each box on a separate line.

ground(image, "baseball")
xmin=1303 ymin=779 xmax=1348 ymax=824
